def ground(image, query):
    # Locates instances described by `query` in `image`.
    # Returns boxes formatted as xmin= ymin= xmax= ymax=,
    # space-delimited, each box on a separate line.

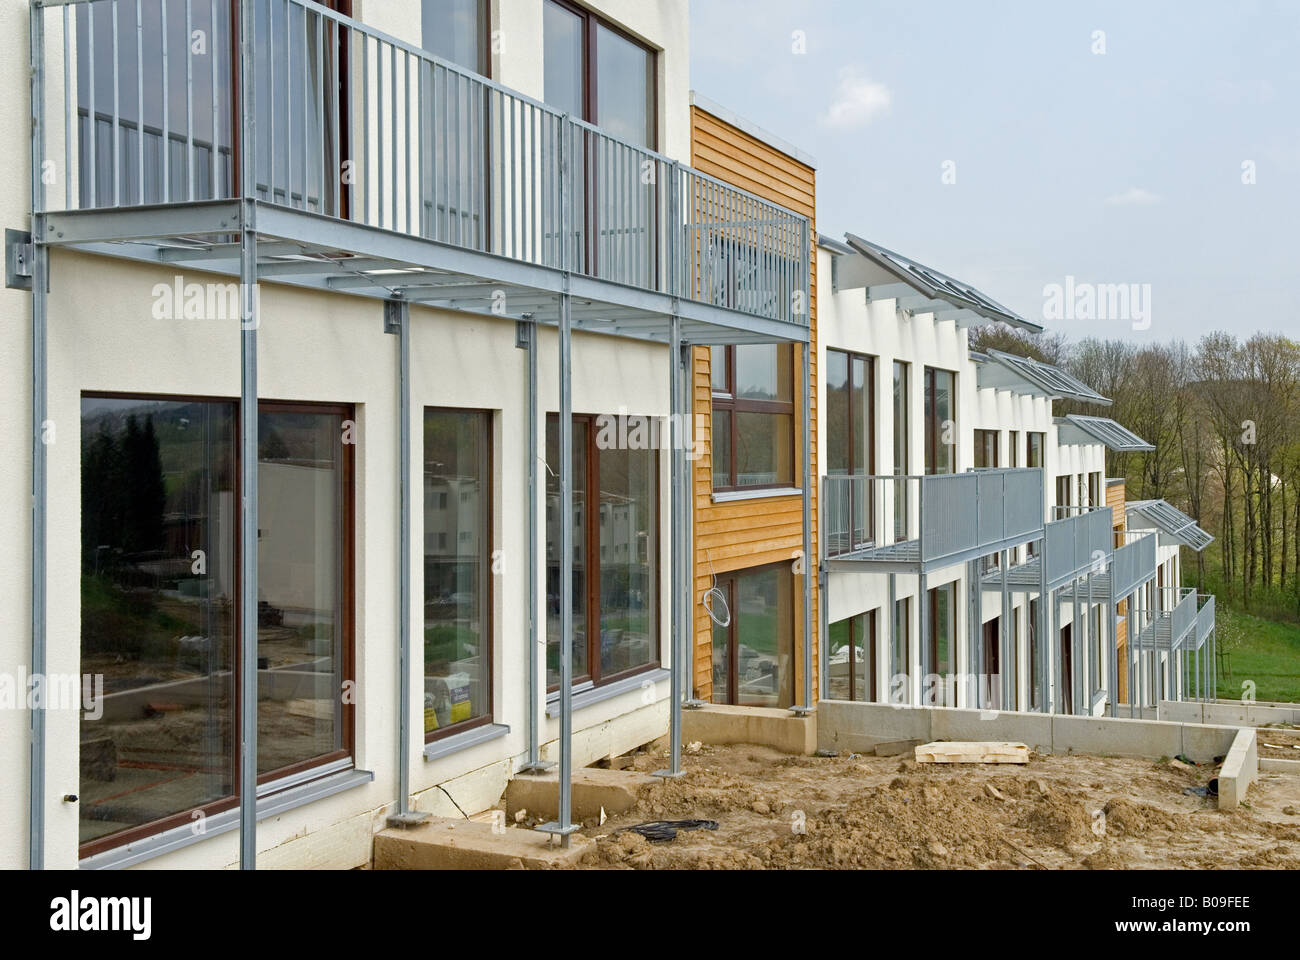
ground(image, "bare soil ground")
xmin=569 ymin=744 xmax=1300 ymax=869
xmin=1256 ymin=729 xmax=1300 ymax=761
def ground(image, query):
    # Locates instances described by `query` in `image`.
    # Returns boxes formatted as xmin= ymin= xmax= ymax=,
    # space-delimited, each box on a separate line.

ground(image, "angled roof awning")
xmin=1056 ymin=415 xmax=1154 ymax=452
xmin=1126 ymin=499 xmax=1215 ymax=552
xmin=974 ymin=349 xmax=1111 ymax=405
xmin=832 ymin=233 xmax=1043 ymax=332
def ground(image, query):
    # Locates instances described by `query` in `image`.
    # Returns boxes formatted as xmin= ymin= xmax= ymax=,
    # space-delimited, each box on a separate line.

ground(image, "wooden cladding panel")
xmin=689 ymin=104 xmax=818 ymax=704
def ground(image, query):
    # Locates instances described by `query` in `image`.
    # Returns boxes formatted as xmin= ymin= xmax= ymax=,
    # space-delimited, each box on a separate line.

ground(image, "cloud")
xmin=821 ymin=67 xmax=891 ymax=128
xmin=1104 ymin=187 xmax=1162 ymax=206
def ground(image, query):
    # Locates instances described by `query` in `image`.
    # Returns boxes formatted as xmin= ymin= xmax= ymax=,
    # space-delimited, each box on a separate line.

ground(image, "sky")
xmin=689 ymin=0 xmax=1300 ymax=344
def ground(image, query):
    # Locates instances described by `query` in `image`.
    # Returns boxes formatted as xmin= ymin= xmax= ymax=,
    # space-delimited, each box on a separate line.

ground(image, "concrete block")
xmin=1177 ymin=723 xmax=1239 ymax=764
xmin=1218 ymin=728 xmax=1258 ymax=811
xmin=1157 ymin=701 xmax=1203 ymax=724
xmin=682 ymin=703 xmax=817 ymax=755
xmin=504 ymin=767 xmax=656 ymax=822
xmin=931 ymin=708 xmax=1053 ymax=754
xmin=815 ymin=701 xmax=932 ymax=754
xmin=1259 ymin=757 xmax=1300 ymax=774
xmin=373 ymin=817 xmax=590 ymax=869
xmin=1051 ymin=714 xmax=1182 ymax=759
xmin=873 ymin=738 xmax=922 ymax=757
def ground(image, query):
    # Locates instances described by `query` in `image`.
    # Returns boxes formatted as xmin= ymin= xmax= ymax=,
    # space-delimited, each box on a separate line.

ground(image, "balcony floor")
xmin=37 ymin=200 xmax=810 ymax=347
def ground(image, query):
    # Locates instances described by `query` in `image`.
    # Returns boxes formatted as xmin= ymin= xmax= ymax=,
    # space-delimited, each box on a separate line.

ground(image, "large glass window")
xmin=542 ymin=0 xmax=655 ymax=148
xmin=826 ymin=349 xmax=874 ymax=547
xmin=422 ymin=0 xmax=486 ymax=74
xmin=923 ymin=367 xmax=955 ymax=475
xmin=1008 ymin=430 xmax=1020 ymax=468
xmin=974 ymin=429 xmax=999 ymax=469
xmin=1029 ymin=598 xmax=1041 ymax=710
xmin=892 ymin=361 xmax=910 ymax=541
xmin=710 ymin=565 xmax=794 ymax=707
xmin=1026 ymin=431 xmax=1044 ymax=468
xmin=80 ymin=397 xmax=236 ymax=852
xmin=828 ymin=611 xmax=876 ymax=702
xmin=79 ymin=395 xmax=354 ymax=856
xmin=890 ymin=597 xmax=910 ymax=704
xmin=546 ymin=414 xmax=659 ymax=688
xmin=710 ymin=344 xmax=795 ymax=490
xmin=424 ymin=409 xmax=492 ymax=739
xmin=927 ymin=582 xmax=956 ymax=706
xmin=256 ymin=405 xmax=353 ymax=776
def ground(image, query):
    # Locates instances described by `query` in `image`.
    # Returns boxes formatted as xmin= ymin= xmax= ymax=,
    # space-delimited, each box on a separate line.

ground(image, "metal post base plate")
xmin=651 ymin=768 xmax=686 ymax=779
xmin=790 ymin=705 xmax=814 ymax=717
xmin=536 ymin=821 xmax=581 ymax=837
xmin=516 ymin=760 xmax=557 ymax=775
xmin=385 ymin=810 xmax=432 ymax=829
xmin=683 ymin=698 xmax=707 ymax=710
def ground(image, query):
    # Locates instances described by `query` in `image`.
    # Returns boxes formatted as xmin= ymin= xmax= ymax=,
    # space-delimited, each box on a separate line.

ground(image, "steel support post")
xmin=237 ymin=0 xmax=259 ymax=870
xmin=1000 ymin=550 xmax=1011 ymax=710
xmin=793 ymin=341 xmax=813 ymax=715
xmin=967 ymin=560 xmax=980 ymax=708
xmin=917 ymin=571 xmax=928 ymax=706
xmin=539 ymin=119 xmax=577 ymax=844
xmin=518 ymin=318 xmax=549 ymax=772
xmin=654 ymin=314 xmax=685 ymax=779
xmin=385 ymin=298 xmax=427 ymax=827
xmin=887 ymin=573 xmax=898 ymax=703
xmin=27 ymin=1 xmax=47 ymax=871
xmin=1072 ymin=579 xmax=1083 ymax=715
xmin=1108 ymin=585 xmax=1119 ymax=717
xmin=1038 ymin=541 xmax=1048 ymax=713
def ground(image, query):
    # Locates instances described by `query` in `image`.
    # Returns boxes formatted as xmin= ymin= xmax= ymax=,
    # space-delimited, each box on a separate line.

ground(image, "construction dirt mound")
xmin=576 ymin=744 xmax=1300 ymax=870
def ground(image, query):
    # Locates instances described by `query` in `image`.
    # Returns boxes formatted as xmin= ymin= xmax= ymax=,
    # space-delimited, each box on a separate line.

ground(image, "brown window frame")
xmin=420 ymin=0 xmax=492 ymax=77
xmin=1026 ymin=430 xmax=1045 ymax=469
xmin=709 ymin=560 xmax=795 ymax=706
xmin=77 ymin=392 xmax=356 ymax=860
xmin=974 ymin=429 xmax=999 ymax=469
xmin=547 ymin=412 xmax=662 ymax=692
xmin=923 ymin=366 xmax=956 ymax=476
xmin=710 ymin=344 xmax=797 ymax=493
xmin=1008 ymin=430 xmax=1019 ymax=468
xmin=422 ymin=406 xmax=495 ymax=744
xmin=830 ymin=609 xmax=877 ymax=703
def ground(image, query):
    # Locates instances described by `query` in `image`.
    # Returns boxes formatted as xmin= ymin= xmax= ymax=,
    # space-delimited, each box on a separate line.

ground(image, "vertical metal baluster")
xmin=263 ymin=0 xmax=272 ymax=200
xmin=209 ymin=0 xmax=218 ymax=197
xmin=361 ymin=33 xmax=369 ymax=224
xmin=184 ymin=0 xmax=193 ymax=200
xmin=299 ymin=4 xmax=307 ymax=208
xmin=161 ymin=0 xmax=169 ymax=200
xmin=87 ymin=2 xmax=96 ymax=207
xmin=64 ymin=5 xmax=73 ymax=208
xmin=112 ymin=0 xmax=121 ymax=205
xmin=403 ymin=50 xmax=411 ymax=233
xmin=315 ymin=11 xmax=323 ymax=212
xmin=331 ymin=19 xmax=340 ymax=218
xmin=376 ymin=40 xmax=384 ymax=227
xmin=389 ymin=44 xmax=397 ymax=231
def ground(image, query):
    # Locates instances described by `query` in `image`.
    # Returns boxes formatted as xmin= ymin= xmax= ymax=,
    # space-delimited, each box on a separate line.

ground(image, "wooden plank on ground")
xmin=915 ymin=741 xmax=1030 ymax=764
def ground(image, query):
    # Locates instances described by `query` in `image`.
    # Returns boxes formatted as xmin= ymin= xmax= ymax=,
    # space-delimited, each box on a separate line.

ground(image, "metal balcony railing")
xmin=1192 ymin=593 xmax=1215 ymax=650
xmin=37 ymin=0 xmax=811 ymax=327
xmin=1110 ymin=530 xmax=1156 ymax=598
xmin=1042 ymin=507 xmax=1114 ymax=585
xmin=823 ymin=468 xmax=1044 ymax=567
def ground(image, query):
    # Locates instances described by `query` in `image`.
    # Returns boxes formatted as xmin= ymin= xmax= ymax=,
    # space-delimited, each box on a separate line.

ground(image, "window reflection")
xmin=424 ymin=409 xmax=492 ymax=736
xmin=256 ymin=407 xmax=350 ymax=774
xmin=79 ymin=397 xmax=236 ymax=848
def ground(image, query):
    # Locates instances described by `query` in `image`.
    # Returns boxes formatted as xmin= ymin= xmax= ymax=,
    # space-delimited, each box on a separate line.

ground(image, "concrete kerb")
xmin=1217 ymin=728 xmax=1258 ymax=810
